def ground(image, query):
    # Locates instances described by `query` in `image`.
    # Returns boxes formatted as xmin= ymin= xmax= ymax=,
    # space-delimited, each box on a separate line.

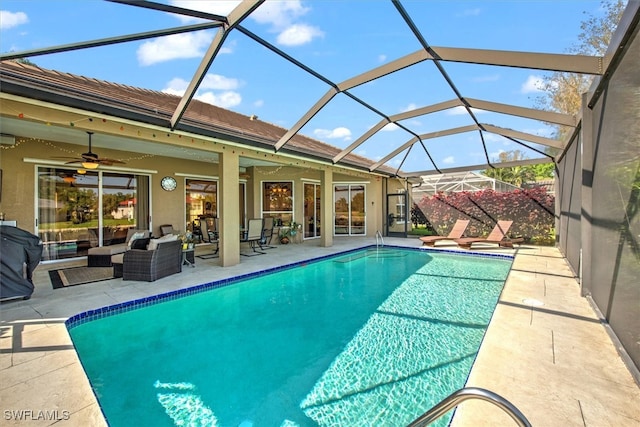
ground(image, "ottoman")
xmin=111 ymin=253 xmax=124 ymax=278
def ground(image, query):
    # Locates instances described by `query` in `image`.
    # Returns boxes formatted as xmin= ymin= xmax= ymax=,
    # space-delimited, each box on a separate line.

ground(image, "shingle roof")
xmin=0 ymin=60 xmax=395 ymax=175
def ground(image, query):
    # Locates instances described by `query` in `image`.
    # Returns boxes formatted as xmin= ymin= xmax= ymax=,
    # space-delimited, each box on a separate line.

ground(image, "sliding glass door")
xmin=334 ymin=184 xmax=366 ymax=236
xmin=37 ymin=167 xmax=148 ymax=261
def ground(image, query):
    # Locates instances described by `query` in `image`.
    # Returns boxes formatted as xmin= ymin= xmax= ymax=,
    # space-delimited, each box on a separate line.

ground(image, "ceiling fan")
xmin=53 ymin=131 xmax=126 ymax=168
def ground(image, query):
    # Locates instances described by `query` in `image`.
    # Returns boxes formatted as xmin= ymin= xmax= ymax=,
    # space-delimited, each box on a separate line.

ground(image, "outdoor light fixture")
xmin=81 ymin=161 xmax=99 ymax=169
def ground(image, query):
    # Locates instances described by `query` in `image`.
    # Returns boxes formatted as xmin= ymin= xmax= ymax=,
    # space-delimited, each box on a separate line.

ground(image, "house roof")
xmin=0 ymin=60 xmax=391 ymax=175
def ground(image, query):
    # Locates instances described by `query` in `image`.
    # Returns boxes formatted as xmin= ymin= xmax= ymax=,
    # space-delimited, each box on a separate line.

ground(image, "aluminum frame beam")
xmin=170 ymin=0 xmax=264 ymax=129
xmin=404 ymin=157 xmax=553 ymax=178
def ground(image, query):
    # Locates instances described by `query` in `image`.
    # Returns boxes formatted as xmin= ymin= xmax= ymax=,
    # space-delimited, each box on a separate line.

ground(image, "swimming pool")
xmin=67 ymin=246 xmax=513 ymax=426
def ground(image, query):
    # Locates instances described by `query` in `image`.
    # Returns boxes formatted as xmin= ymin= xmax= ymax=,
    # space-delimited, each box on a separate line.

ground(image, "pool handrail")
xmin=407 ymin=387 xmax=532 ymax=427
xmin=375 ymin=230 xmax=384 ymax=247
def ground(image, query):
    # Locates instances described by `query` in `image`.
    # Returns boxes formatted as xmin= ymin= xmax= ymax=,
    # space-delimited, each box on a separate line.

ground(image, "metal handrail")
xmin=375 ymin=230 xmax=384 ymax=247
xmin=407 ymin=387 xmax=532 ymax=427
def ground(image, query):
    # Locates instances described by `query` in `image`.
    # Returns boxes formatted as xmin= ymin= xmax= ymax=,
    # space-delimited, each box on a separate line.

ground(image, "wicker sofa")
xmin=122 ymin=239 xmax=182 ymax=282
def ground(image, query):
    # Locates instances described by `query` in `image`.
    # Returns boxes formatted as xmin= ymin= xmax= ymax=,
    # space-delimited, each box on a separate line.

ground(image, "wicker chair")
xmin=122 ymin=240 xmax=182 ymax=281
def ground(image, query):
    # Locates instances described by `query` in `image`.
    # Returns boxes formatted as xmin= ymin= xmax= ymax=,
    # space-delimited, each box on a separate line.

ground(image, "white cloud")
xmin=442 ymin=156 xmax=455 ymax=164
xmin=402 ymin=103 xmax=418 ymax=112
xmin=170 ymin=1 xmax=320 ymax=48
xmin=253 ymin=99 xmax=264 ymax=108
xmin=277 ymin=24 xmax=324 ymax=46
xmin=382 ymin=123 xmax=400 ymax=132
xmin=137 ymin=32 xmax=213 ymax=65
xmin=201 ymin=74 xmax=240 ymax=91
xmin=313 ymin=127 xmax=352 ymax=140
xmin=378 ymin=54 xmax=387 ymax=62
xmin=0 ymin=11 xmax=28 ymax=30
xmin=462 ymin=8 xmax=481 ymax=16
xmin=195 ymin=91 xmax=242 ymax=109
xmin=447 ymin=106 xmax=485 ymax=115
xmin=163 ymin=77 xmax=189 ymax=94
xmin=521 ymin=75 xmax=544 ymax=93
xmin=162 ymin=76 xmax=242 ymax=108
xmin=252 ymin=1 xmax=310 ymax=28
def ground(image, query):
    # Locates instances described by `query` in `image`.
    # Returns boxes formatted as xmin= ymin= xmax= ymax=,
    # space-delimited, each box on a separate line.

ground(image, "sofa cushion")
xmin=88 ymin=244 xmax=128 ymax=256
xmin=148 ymin=234 xmax=178 ymax=251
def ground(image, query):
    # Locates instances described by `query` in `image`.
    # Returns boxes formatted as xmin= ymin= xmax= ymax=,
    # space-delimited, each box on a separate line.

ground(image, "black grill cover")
xmin=0 ymin=225 xmax=43 ymax=301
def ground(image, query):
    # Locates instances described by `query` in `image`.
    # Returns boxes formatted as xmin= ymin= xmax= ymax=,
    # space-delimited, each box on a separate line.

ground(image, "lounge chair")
xmin=419 ymin=219 xmax=470 ymax=247
xmin=455 ymin=220 xmax=523 ymax=249
xmin=159 ymin=224 xmax=175 ymax=236
xmin=259 ymin=217 xmax=276 ymax=249
xmin=240 ymin=218 xmax=265 ymax=256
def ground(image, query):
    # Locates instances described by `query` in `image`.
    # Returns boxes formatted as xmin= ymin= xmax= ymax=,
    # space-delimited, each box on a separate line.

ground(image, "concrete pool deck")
xmin=1 ymin=237 xmax=638 ymax=426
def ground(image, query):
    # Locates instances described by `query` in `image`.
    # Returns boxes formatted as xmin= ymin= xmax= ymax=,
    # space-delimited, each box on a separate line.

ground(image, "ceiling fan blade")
xmin=52 ymin=156 xmax=83 ymax=160
xmin=98 ymin=158 xmax=126 ymax=165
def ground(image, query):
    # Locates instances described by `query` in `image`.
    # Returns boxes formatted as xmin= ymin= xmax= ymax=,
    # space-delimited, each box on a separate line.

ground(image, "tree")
xmin=481 ymin=150 xmax=540 ymax=187
xmin=535 ymin=0 xmax=627 ymax=140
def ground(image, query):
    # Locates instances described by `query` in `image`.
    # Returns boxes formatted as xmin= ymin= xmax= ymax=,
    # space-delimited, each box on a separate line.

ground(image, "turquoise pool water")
xmin=68 ymin=247 xmax=512 ymax=426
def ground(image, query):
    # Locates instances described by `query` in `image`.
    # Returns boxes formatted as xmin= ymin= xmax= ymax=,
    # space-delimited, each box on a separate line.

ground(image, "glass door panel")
xmin=304 ymin=183 xmax=321 ymax=239
xmin=186 ymin=179 xmax=218 ymax=234
xmin=350 ymin=185 xmax=365 ymax=235
xmin=37 ymin=167 xmax=99 ymax=261
xmin=102 ymin=173 xmax=139 ymax=247
xmin=334 ymin=185 xmax=349 ymax=235
xmin=387 ymin=192 xmax=407 ymax=237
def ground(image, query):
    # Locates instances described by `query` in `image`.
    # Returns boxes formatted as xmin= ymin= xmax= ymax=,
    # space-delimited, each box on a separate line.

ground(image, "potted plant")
xmin=180 ymin=231 xmax=195 ymax=249
xmin=279 ymin=221 xmax=299 ymax=244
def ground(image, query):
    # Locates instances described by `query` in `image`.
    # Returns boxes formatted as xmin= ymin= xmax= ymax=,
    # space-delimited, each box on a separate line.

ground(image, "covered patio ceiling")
xmin=0 ymin=0 xmax=607 ymax=179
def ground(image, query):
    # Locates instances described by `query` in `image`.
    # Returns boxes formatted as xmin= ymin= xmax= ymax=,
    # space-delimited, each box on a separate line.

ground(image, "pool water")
xmin=68 ymin=247 xmax=512 ymax=426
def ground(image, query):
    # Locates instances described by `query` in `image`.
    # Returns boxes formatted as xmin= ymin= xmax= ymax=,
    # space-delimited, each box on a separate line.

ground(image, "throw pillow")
xmin=148 ymin=238 xmax=160 ymax=251
xmin=127 ymin=231 xmax=146 ymax=248
xmin=130 ymin=237 xmax=150 ymax=250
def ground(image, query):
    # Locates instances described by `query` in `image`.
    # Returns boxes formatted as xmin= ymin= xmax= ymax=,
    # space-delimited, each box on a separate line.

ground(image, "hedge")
xmin=414 ymin=188 xmax=555 ymax=245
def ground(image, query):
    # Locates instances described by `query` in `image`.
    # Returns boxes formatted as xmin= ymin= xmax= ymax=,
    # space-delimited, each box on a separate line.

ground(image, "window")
xmin=262 ymin=181 xmax=293 ymax=225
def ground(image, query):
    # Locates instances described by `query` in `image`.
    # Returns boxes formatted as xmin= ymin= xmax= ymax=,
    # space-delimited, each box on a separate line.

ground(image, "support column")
xmin=320 ymin=168 xmax=333 ymax=247
xmin=580 ymin=92 xmax=593 ymax=296
xmin=220 ymin=150 xmax=240 ymax=266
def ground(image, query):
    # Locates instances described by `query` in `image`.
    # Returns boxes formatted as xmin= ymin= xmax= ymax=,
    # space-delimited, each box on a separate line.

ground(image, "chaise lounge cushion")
xmin=87 ymin=229 xmax=150 ymax=266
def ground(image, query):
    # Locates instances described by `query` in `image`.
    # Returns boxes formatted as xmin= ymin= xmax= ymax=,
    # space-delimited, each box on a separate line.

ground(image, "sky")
xmin=0 ymin=0 xmax=610 ymax=174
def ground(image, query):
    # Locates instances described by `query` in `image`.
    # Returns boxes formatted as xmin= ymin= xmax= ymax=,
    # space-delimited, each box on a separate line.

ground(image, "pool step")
xmin=334 ymin=248 xmax=407 ymax=263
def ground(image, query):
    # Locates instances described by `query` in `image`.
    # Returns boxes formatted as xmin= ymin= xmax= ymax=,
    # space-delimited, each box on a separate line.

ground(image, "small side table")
xmin=182 ymin=248 xmax=195 ymax=268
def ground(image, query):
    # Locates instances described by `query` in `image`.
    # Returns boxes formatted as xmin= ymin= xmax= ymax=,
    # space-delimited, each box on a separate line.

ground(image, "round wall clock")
xmin=161 ymin=176 xmax=177 ymax=191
